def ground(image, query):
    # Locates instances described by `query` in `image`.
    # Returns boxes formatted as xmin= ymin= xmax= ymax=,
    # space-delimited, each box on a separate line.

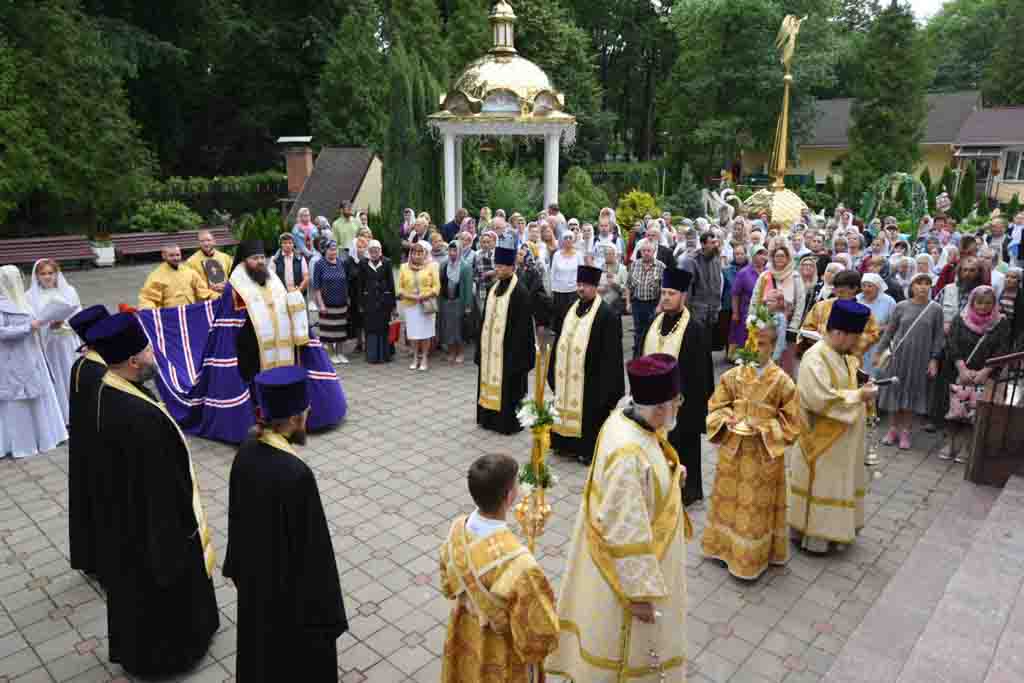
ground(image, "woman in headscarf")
xmin=799 ymin=254 xmax=821 ymax=322
xmin=721 ymin=244 xmax=748 ymax=360
xmin=933 ymin=245 xmax=960 ymax=296
xmin=891 ymin=255 xmax=915 ymax=299
xmin=818 ymin=262 xmax=844 ymax=302
xmin=832 ymin=252 xmax=853 ymax=271
xmin=857 ymin=272 xmax=897 ymax=376
xmin=358 ymin=240 xmax=397 ymax=364
xmin=437 ymin=240 xmax=474 ymax=364
xmin=26 ymin=259 xmax=82 ymax=423
xmin=399 ymin=208 xmax=417 ymax=262
xmin=729 ymin=245 xmax=767 ymax=356
xmin=0 ymin=265 xmax=68 ymax=458
xmin=478 ymin=206 xmax=492 ymax=233
xmin=549 ymin=231 xmax=582 ymax=334
xmin=312 ymin=241 xmax=352 ymax=364
xmin=931 ymin=285 xmax=1010 ymax=462
xmin=397 ymin=241 xmax=440 ymax=371
xmin=914 ymin=253 xmax=935 ymax=280
xmin=752 ymin=244 xmax=807 ymax=376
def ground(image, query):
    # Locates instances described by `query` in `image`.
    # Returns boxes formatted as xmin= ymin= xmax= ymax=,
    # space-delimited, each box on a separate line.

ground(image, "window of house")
xmin=1005 ymin=151 xmax=1022 ymax=181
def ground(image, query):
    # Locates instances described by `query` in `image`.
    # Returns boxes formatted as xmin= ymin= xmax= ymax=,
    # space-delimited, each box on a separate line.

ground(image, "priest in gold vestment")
xmin=702 ymin=316 xmax=802 ymax=579
xmin=183 ymin=230 xmax=233 ymax=299
xmin=439 ymin=454 xmax=559 ymax=683
xmin=790 ymin=299 xmax=877 ymax=554
xmin=548 ymin=354 xmax=690 ymax=683
xmin=138 ymin=244 xmax=213 ymax=309
xmin=800 ymin=270 xmax=879 ymax=361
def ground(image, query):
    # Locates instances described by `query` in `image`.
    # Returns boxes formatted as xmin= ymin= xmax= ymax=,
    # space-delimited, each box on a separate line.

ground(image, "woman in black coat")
xmin=358 ymin=242 xmax=396 ymax=363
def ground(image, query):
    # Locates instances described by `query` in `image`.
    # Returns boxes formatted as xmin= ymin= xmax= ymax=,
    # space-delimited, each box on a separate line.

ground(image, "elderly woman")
xmin=857 ymin=272 xmax=897 ymax=376
xmin=818 ymin=262 xmax=844 ymax=301
xmin=1000 ymin=267 xmax=1021 ymax=321
xmin=0 ymin=266 xmax=68 ymax=458
xmin=27 ymin=259 xmax=82 ymax=423
xmin=398 ymin=241 xmax=440 ymax=371
xmin=358 ymin=240 xmax=396 ymax=364
xmin=312 ymin=241 xmax=352 ymax=364
xmin=722 ymin=245 xmax=748 ymax=359
xmin=291 ymin=208 xmax=319 ymax=259
xmin=799 ymin=254 xmax=821 ymax=321
xmin=437 ymin=241 xmax=474 ymax=364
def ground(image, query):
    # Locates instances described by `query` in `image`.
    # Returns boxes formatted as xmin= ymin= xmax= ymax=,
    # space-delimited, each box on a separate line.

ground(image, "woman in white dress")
xmin=27 ymin=259 xmax=82 ymax=423
xmin=0 ymin=266 xmax=68 ymax=458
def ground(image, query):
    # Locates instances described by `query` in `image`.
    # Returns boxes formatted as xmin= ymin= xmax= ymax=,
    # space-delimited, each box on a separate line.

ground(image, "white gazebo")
xmin=428 ymin=1 xmax=576 ymax=221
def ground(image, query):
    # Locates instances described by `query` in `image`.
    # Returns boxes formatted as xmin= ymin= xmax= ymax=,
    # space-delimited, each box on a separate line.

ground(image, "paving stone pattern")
xmin=0 ymin=265 xmax=984 ymax=681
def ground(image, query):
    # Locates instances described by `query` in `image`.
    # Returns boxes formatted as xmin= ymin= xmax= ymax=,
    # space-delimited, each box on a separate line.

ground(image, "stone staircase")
xmin=824 ymin=475 xmax=1024 ymax=683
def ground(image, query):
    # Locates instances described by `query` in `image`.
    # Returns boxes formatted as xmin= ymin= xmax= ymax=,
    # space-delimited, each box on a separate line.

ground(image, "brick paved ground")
xmin=0 ymin=264 xmax=981 ymax=682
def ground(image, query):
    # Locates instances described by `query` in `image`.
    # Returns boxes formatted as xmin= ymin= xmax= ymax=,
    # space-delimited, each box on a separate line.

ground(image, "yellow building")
xmin=742 ymin=91 xmax=981 ymax=189
xmin=954 ymin=107 xmax=1024 ymax=204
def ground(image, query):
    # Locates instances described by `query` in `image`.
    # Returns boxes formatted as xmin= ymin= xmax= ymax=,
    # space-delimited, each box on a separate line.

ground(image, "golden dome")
xmin=434 ymin=1 xmax=567 ymax=119
xmin=743 ymin=188 xmax=809 ymax=229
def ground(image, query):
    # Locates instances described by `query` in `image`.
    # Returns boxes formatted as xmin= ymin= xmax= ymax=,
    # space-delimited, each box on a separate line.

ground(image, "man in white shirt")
xmin=979 ymin=246 xmax=1005 ymax=299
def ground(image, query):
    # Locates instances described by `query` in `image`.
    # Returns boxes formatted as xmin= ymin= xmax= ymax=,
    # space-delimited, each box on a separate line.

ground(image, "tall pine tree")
xmin=442 ymin=0 xmax=490 ymax=72
xmin=312 ymin=0 xmax=387 ymax=152
xmin=983 ymin=0 xmax=1024 ymax=105
xmin=844 ymin=0 xmax=932 ymax=205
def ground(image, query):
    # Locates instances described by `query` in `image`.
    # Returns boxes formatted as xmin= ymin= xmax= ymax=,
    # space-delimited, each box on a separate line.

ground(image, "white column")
xmin=454 ymin=136 xmax=463 ymax=211
xmin=443 ymin=132 xmax=456 ymax=222
xmin=543 ymin=132 xmax=560 ymax=209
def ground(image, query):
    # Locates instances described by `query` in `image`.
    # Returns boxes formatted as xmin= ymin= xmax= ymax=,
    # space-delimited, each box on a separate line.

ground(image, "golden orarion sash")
xmin=230 ymin=267 xmax=303 ymax=370
xmin=478 ymin=274 xmax=518 ymax=412
xmin=101 ymin=372 xmax=215 ymax=577
xmin=643 ymin=308 xmax=690 ymax=357
xmin=444 ymin=516 xmax=527 ymax=631
xmin=552 ymin=298 xmax=602 ymax=439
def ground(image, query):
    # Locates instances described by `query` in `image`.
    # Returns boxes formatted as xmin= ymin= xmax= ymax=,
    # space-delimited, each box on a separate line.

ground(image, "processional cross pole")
xmin=769 ymin=15 xmax=805 ymax=192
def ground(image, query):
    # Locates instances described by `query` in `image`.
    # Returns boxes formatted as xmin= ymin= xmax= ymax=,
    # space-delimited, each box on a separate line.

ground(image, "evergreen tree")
xmin=939 ymin=166 xmax=957 ymax=197
xmin=384 ymin=0 xmax=449 ymax=81
xmin=443 ymin=0 xmax=490 ymax=71
xmin=312 ymin=0 xmax=387 ymax=152
xmin=843 ymin=0 xmax=932 ymax=206
xmin=920 ymin=167 xmax=935 ymax=214
xmin=983 ymin=0 xmax=1024 ymax=105
xmin=824 ymin=175 xmax=837 ymax=199
xmin=956 ymin=163 xmax=976 ymax=219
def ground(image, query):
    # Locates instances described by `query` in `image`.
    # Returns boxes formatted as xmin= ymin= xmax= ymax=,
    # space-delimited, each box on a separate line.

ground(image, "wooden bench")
xmin=0 ymin=235 xmax=96 ymax=268
xmin=112 ymin=226 xmax=238 ymax=259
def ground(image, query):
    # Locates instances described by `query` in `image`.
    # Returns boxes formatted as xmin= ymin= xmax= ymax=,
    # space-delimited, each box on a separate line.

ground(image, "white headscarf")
xmin=0 ymin=265 xmax=30 ymax=315
xmin=27 ymin=259 xmax=81 ymax=319
xmin=936 ymin=245 xmax=959 ymax=273
xmin=861 ymin=272 xmax=888 ymax=295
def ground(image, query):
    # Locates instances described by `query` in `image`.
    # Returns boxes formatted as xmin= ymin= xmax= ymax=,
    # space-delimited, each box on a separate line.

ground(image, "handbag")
xmin=945 ymin=331 xmax=989 ymax=422
xmin=388 ymin=319 xmax=402 ymax=345
xmin=414 ymin=269 xmax=438 ymax=314
xmin=876 ymin=301 xmax=936 ymax=371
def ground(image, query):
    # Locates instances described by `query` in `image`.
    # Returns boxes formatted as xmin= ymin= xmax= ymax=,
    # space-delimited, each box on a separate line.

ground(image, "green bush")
xmin=616 ymin=190 xmax=659 ymax=235
xmin=1005 ymin=193 xmax=1021 ymax=219
xmin=560 ymin=166 xmax=611 ymax=222
xmin=151 ymin=171 xmax=286 ymax=196
xmin=473 ymin=163 xmax=541 ymax=218
xmin=128 ymin=200 xmax=203 ymax=233
xmin=235 ymin=209 xmax=285 ymax=252
xmin=799 ymin=188 xmax=836 ymax=214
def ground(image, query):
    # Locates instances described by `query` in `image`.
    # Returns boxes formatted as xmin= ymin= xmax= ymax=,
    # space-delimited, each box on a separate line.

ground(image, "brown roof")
xmin=956 ymin=108 xmax=1024 ymax=146
xmin=287 ymin=147 xmax=375 ymax=222
xmin=803 ymin=91 xmax=980 ymax=148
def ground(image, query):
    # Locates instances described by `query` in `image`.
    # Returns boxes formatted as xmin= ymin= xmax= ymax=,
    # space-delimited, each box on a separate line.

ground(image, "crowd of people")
xmin=3 ymin=195 xmax=1024 ymax=682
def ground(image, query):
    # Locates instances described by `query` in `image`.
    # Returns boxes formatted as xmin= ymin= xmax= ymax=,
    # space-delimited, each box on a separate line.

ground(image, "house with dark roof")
xmin=954 ymin=107 xmax=1024 ymax=204
xmin=741 ymin=91 xmax=981 ymax=188
xmin=278 ymin=140 xmax=382 ymax=223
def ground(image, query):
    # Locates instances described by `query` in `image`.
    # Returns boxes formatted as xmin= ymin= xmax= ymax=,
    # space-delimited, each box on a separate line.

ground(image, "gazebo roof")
xmin=428 ymin=1 xmax=575 ymax=138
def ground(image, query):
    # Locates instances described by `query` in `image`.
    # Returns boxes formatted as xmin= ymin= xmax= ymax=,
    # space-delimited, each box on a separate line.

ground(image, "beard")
xmin=137 ymin=362 xmax=156 ymax=384
xmin=288 ymin=428 xmax=307 ymax=446
xmin=246 ymin=262 xmax=269 ymax=286
xmin=167 ymin=262 xmax=179 ymax=270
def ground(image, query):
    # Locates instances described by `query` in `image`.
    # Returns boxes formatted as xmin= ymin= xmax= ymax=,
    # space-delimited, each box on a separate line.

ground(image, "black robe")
xmin=475 ymin=276 xmax=536 ymax=434
xmin=68 ymin=354 xmax=106 ymax=580
xmin=548 ymin=298 xmax=626 ymax=463
xmin=357 ymin=257 xmax=396 ymax=334
xmin=224 ymin=437 xmax=348 ymax=683
xmin=662 ymin=310 xmax=714 ymax=505
xmin=94 ymin=378 xmax=219 ymax=677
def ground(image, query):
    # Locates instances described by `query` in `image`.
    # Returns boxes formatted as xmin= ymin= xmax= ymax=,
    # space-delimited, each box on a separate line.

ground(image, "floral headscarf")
xmin=962 ymin=285 xmax=1002 ymax=335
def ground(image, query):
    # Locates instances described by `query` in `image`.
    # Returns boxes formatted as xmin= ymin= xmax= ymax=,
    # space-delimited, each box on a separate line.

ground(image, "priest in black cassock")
xmin=224 ymin=366 xmax=347 ymax=682
xmin=642 ymin=267 xmax=714 ymax=505
xmin=89 ymin=313 xmax=219 ymax=676
xmin=548 ymin=264 xmax=625 ymax=464
xmin=67 ymin=305 xmax=109 ymax=581
xmin=476 ymin=246 xmax=536 ymax=434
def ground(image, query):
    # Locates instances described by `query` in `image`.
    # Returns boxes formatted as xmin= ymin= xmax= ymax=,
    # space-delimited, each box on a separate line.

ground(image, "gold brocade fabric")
xmin=702 ymin=363 xmax=802 ymax=580
xmin=137 ymin=262 xmax=212 ymax=309
xmin=547 ymin=410 xmax=688 ymax=683
xmin=478 ymin=274 xmax=519 ymax=412
xmin=439 ymin=516 xmax=559 ymax=683
xmin=552 ymin=299 xmax=602 ymax=439
xmin=100 ymin=372 xmax=215 ymax=577
xmin=642 ymin=309 xmax=690 ymax=357
xmin=230 ymin=267 xmax=298 ymax=371
xmin=800 ymin=299 xmax=880 ymax=361
xmin=788 ymin=341 xmax=868 ymax=546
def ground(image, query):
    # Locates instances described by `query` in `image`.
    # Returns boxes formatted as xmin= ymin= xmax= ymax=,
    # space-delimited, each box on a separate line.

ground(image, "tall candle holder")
xmin=514 ymin=339 xmax=557 ymax=554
